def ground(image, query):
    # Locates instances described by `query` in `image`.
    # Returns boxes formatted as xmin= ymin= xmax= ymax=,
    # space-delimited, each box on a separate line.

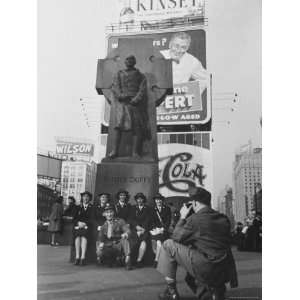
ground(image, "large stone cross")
xmin=96 ymin=38 xmax=173 ymax=162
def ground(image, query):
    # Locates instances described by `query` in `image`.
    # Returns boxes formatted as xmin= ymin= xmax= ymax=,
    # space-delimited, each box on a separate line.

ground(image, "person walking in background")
xmin=73 ymin=191 xmax=96 ymax=266
xmin=150 ymin=193 xmax=171 ymax=268
xmin=48 ymin=196 xmax=64 ymax=246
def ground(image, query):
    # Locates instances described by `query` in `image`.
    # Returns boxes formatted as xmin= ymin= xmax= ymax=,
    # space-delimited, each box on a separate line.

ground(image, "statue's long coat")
xmin=111 ymin=67 xmax=150 ymax=139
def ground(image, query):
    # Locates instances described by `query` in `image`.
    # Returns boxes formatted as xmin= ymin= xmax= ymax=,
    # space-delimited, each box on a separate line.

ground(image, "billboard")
xmin=37 ymin=154 xmax=62 ymax=179
xmin=56 ymin=142 xmax=94 ymax=156
xmin=117 ymin=0 xmax=205 ymax=23
xmin=107 ymin=29 xmax=210 ymax=128
xmin=158 ymin=140 xmax=212 ymax=199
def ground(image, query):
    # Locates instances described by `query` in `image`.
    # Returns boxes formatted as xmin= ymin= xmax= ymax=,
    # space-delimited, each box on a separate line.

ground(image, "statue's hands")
xmin=130 ymin=97 xmax=138 ymax=106
xmin=119 ymin=95 xmax=131 ymax=102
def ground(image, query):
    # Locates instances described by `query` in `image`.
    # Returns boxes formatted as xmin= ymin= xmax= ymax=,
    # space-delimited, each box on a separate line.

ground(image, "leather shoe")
xmin=158 ymin=286 xmax=180 ymax=300
xmin=74 ymin=259 xmax=80 ymax=266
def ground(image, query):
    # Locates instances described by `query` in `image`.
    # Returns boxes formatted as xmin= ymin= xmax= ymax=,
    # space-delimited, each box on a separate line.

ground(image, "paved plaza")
xmin=38 ymin=245 xmax=261 ymax=300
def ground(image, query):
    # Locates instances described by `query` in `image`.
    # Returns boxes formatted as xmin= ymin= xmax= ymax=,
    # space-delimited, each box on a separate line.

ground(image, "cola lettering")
xmin=159 ymin=152 xmax=206 ymax=193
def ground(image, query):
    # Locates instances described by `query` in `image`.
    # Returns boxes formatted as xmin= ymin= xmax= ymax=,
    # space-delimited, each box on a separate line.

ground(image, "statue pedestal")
xmin=95 ymin=160 xmax=158 ymax=204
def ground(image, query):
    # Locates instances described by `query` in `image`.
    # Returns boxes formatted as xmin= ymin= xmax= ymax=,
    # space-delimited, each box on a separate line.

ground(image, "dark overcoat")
xmin=70 ymin=204 xmax=97 ymax=263
xmin=115 ymin=202 xmax=133 ymax=223
xmin=111 ymin=68 xmax=150 ymax=138
xmin=130 ymin=205 xmax=153 ymax=231
xmin=48 ymin=202 xmax=64 ymax=233
xmin=172 ymin=206 xmax=238 ymax=288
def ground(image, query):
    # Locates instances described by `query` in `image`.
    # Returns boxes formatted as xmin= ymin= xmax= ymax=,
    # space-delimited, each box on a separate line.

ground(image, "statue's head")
xmin=125 ymin=55 xmax=136 ymax=68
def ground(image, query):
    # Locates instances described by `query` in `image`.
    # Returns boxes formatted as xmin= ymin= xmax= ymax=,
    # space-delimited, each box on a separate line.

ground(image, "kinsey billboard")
xmin=117 ymin=0 xmax=205 ymax=23
xmin=158 ymin=142 xmax=212 ymax=198
xmin=107 ymin=29 xmax=211 ymax=127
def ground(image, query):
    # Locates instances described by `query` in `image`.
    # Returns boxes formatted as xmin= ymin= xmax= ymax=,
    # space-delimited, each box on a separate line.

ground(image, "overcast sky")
xmin=38 ymin=0 xmax=261 ymax=198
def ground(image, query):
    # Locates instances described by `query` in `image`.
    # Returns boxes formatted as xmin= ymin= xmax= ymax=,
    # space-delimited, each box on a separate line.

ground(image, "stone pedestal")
xmin=95 ymin=160 xmax=158 ymax=204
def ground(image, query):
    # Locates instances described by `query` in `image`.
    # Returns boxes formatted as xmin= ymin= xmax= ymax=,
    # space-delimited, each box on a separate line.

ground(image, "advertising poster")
xmin=117 ymin=0 xmax=205 ymax=23
xmin=107 ymin=29 xmax=211 ymax=128
xmin=158 ymin=138 xmax=212 ymax=200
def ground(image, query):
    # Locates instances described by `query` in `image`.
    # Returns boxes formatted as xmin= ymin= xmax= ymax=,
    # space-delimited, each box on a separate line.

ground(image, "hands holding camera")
xmin=180 ymin=202 xmax=193 ymax=220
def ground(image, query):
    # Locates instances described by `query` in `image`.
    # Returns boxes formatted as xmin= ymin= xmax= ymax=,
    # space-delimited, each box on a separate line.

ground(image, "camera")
xmin=183 ymin=202 xmax=194 ymax=218
xmin=185 ymin=202 xmax=192 ymax=208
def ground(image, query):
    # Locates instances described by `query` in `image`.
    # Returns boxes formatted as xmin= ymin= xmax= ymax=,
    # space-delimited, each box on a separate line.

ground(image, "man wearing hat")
xmin=96 ymin=203 xmax=132 ymax=270
xmin=157 ymin=187 xmax=238 ymax=300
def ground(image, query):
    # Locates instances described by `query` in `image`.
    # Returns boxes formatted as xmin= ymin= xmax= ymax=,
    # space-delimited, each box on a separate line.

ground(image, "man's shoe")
xmin=158 ymin=286 xmax=180 ymax=300
xmin=184 ymin=273 xmax=197 ymax=294
xmin=74 ymin=259 xmax=80 ymax=266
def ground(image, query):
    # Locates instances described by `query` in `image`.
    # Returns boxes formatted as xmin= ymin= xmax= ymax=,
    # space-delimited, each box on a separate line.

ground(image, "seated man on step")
xmin=96 ymin=203 xmax=132 ymax=270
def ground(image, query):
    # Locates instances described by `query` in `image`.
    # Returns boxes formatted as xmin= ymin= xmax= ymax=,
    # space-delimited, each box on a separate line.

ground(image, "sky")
xmin=38 ymin=0 xmax=262 ymax=198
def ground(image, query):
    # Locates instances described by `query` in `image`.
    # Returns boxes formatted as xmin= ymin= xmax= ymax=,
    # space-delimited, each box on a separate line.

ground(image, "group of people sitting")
xmin=68 ymin=190 xmax=175 ymax=270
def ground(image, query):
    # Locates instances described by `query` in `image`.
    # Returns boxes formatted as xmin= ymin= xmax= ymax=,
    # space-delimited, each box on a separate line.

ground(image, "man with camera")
xmin=157 ymin=187 xmax=238 ymax=300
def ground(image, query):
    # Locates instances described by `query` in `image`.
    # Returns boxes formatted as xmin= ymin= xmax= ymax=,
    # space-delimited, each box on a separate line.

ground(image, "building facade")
xmin=217 ymin=185 xmax=234 ymax=226
xmin=61 ymin=160 xmax=97 ymax=204
xmin=37 ymin=154 xmax=63 ymax=218
xmin=233 ymin=147 xmax=262 ymax=222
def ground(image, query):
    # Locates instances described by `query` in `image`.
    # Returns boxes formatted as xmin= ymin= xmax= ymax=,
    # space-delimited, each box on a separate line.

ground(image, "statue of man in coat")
xmin=109 ymin=55 xmax=150 ymax=159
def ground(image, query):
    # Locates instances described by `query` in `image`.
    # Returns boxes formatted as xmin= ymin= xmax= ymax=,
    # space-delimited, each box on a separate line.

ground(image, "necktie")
xmin=107 ymin=221 xmax=113 ymax=239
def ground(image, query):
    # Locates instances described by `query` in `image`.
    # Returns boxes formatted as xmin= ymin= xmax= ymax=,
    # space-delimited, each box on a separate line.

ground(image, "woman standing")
xmin=150 ymin=193 xmax=171 ymax=267
xmin=48 ymin=196 xmax=64 ymax=246
xmin=73 ymin=191 xmax=95 ymax=266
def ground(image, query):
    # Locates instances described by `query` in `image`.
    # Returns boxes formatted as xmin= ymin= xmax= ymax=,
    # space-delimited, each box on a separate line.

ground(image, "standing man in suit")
xmin=157 ymin=187 xmax=238 ymax=300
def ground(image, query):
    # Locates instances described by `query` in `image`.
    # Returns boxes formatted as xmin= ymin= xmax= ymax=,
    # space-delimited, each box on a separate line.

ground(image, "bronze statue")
xmin=109 ymin=55 xmax=150 ymax=159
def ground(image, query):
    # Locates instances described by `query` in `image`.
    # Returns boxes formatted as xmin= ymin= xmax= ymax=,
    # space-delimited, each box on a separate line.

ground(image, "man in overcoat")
xmin=109 ymin=55 xmax=150 ymax=158
xmin=157 ymin=187 xmax=238 ymax=300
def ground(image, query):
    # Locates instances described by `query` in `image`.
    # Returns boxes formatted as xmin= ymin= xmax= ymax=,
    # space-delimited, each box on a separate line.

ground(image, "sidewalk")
xmin=38 ymin=245 xmax=261 ymax=300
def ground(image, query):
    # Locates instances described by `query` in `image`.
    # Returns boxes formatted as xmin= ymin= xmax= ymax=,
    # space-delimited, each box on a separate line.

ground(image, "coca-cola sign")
xmin=158 ymin=143 xmax=212 ymax=197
